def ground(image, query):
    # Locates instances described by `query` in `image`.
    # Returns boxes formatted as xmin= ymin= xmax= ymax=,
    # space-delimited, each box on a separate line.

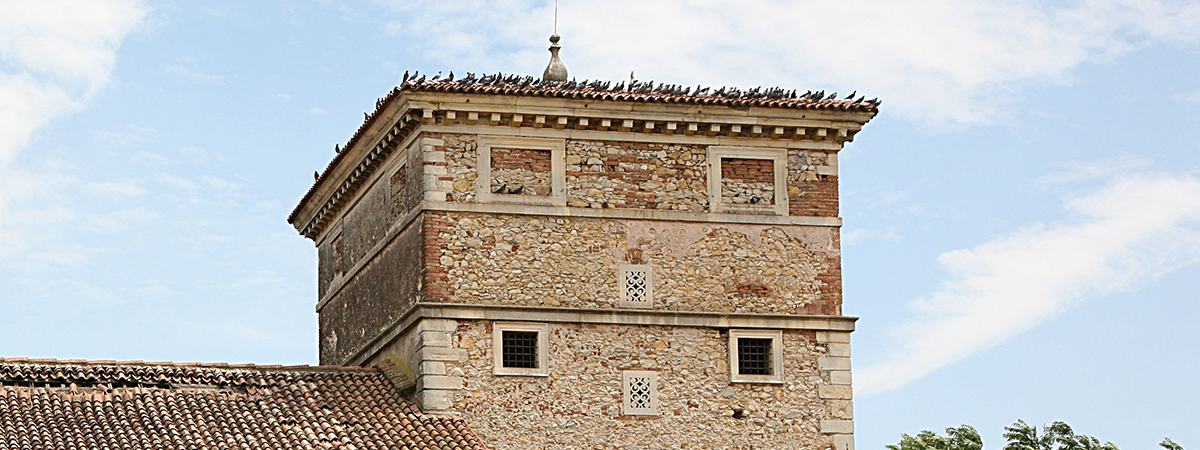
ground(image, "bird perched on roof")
xmin=314 ymin=171 xmax=320 ymax=180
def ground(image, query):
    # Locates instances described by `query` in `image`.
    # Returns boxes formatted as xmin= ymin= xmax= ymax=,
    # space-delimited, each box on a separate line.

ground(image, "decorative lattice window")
xmin=622 ymin=370 xmax=658 ymax=416
xmin=619 ymin=264 xmax=653 ymax=309
xmin=729 ymin=329 xmax=784 ymax=383
xmin=492 ymin=322 xmax=549 ymax=376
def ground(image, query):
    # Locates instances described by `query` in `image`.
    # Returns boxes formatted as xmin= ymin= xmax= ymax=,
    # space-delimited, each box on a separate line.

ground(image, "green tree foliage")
xmin=888 ymin=421 xmax=1181 ymax=450
xmin=886 ymin=425 xmax=983 ymax=450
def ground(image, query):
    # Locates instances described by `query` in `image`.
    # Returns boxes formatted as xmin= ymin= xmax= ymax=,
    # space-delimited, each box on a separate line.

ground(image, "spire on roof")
xmin=543 ymin=34 xmax=568 ymax=81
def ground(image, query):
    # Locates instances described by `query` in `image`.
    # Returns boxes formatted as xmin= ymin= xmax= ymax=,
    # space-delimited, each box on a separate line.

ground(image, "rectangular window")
xmin=492 ymin=322 xmax=550 ymax=376
xmin=477 ymin=136 xmax=566 ymax=206
xmin=737 ymin=338 xmax=773 ymax=375
xmin=729 ymin=329 xmax=784 ymax=383
xmin=501 ymin=331 xmax=539 ymax=368
xmin=708 ymin=147 xmax=788 ymax=216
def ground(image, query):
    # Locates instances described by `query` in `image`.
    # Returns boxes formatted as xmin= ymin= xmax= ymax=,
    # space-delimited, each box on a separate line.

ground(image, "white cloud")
xmin=1174 ymin=90 xmax=1200 ymax=107
xmin=87 ymin=180 xmax=146 ymax=196
xmin=1030 ymin=154 xmax=1155 ymax=188
xmin=154 ymin=173 xmax=200 ymax=191
xmin=376 ymin=0 xmax=1200 ymax=126
xmin=94 ymin=124 xmax=157 ymax=146
xmin=0 ymin=0 xmax=147 ymax=236
xmin=307 ymin=107 xmax=328 ymax=115
xmin=164 ymin=62 xmax=225 ymax=84
xmin=842 ymin=226 xmax=899 ymax=247
xmin=857 ymin=173 xmax=1200 ymax=395
xmin=131 ymin=150 xmax=172 ymax=165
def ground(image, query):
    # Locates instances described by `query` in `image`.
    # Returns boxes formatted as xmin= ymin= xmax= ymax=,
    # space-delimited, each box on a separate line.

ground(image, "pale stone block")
xmin=818 ymin=357 xmax=851 ymax=371
xmin=424 ymin=165 xmax=447 ymax=176
xmin=827 ymin=400 xmax=854 ymax=419
xmin=421 ymin=138 xmax=446 ymax=146
xmin=820 ymin=419 xmax=854 ymax=434
xmin=418 ymin=319 xmax=458 ymax=333
xmin=423 ymin=151 xmax=446 ymax=163
xmin=418 ymin=330 xmax=451 ymax=349
xmin=416 ymin=389 xmax=454 ymax=411
xmin=818 ymin=385 xmax=853 ymax=399
xmin=830 ymin=370 xmax=852 ymax=385
xmin=419 ymin=347 xmax=467 ymax=362
xmin=827 ymin=152 xmax=838 ymax=167
xmin=827 ymin=343 xmax=851 ymax=357
xmin=816 ymin=165 xmax=838 ymax=176
xmin=423 ymin=192 xmax=448 ymax=202
xmin=833 ymin=434 xmax=856 ymax=450
xmin=419 ymin=361 xmax=446 ymax=376
xmin=417 ymin=375 xmax=464 ymax=391
xmin=816 ymin=331 xmax=851 ymax=344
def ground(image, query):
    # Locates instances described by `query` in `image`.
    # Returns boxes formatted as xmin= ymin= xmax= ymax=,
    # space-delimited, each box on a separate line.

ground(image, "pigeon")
xmin=447 ymin=71 xmax=454 ymax=81
xmin=845 ymin=90 xmax=856 ymax=100
xmin=402 ymin=71 xmax=410 ymax=83
xmin=314 ymin=171 xmax=320 ymax=180
xmin=508 ymin=185 xmax=524 ymax=195
xmin=335 ymin=144 xmax=341 ymax=153
xmin=431 ymin=71 xmax=442 ymax=81
xmin=493 ymin=184 xmax=508 ymax=194
xmin=750 ymin=196 xmax=762 ymax=204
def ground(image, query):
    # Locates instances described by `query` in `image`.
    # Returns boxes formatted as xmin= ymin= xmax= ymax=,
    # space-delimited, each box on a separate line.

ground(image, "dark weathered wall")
xmin=319 ymin=215 xmax=425 ymax=365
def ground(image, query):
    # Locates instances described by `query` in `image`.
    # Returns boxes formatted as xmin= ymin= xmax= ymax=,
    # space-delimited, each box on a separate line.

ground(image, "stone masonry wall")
xmin=423 ymin=211 xmax=842 ymax=315
xmin=721 ymin=157 xmax=776 ymax=206
xmin=490 ymin=147 xmax=553 ymax=196
xmin=432 ymin=321 xmax=853 ymax=450
xmin=318 ymin=215 xmax=425 ymax=365
xmin=425 ymin=133 xmax=839 ymax=215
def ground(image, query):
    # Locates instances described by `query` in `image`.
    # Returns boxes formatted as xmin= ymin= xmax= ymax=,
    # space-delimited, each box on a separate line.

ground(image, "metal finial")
xmin=543 ymin=34 xmax=568 ymax=81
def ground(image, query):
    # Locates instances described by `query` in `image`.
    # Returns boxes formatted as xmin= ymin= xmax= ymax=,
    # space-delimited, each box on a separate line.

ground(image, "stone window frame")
xmin=707 ymin=146 xmax=789 ymax=216
xmin=476 ymin=136 xmax=566 ymax=206
xmin=621 ymin=370 xmax=660 ymax=416
xmin=728 ymin=329 xmax=785 ymax=384
xmin=492 ymin=321 xmax=550 ymax=377
xmin=618 ymin=264 xmax=654 ymax=309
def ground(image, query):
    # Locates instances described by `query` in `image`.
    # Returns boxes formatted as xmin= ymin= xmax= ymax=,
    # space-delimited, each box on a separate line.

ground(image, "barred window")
xmin=492 ymin=322 xmax=550 ymax=376
xmin=502 ymin=331 xmax=539 ymax=368
xmin=737 ymin=338 xmax=773 ymax=375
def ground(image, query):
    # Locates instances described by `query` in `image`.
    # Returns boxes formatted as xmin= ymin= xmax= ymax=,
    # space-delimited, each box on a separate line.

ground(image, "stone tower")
xmin=289 ymin=68 xmax=878 ymax=449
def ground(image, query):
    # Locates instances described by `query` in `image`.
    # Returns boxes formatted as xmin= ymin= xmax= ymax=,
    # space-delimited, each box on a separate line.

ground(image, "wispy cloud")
xmin=94 ymin=125 xmax=157 ymax=146
xmin=164 ymin=60 xmax=225 ymax=84
xmin=858 ymin=172 xmax=1200 ymax=395
xmin=1029 ymin=155 xmax=1155 ymax=188
xmin=0 ymin=0 xmax=147 ymax=236
xmin=1174 ymin=90 xmax=1200 ymax=107
xmin=376 ymin=0 xmax=1200 ymax=126
xmin=86 ymin=180 xmax=146 ymax=196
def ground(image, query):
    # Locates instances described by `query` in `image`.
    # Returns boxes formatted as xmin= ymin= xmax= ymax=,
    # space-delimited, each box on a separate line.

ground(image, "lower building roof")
xmin=0 ymin=357 xmax=486 ymax=450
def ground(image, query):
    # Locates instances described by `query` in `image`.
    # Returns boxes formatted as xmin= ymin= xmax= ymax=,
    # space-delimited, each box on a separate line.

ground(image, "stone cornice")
xmin=342 ymin=302 xmax=858 ymax=366
xmin=290 ymin=90 xmax=872 ymax=240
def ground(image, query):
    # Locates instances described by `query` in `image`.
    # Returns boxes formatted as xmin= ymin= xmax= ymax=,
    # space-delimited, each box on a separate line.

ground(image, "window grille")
xmin=622 ymin=370 xmax=658 ymax=416
xmin=619 ymin=264 xmax=653 ymax=308
xmin=737 ymin=338 xmax=773 ymax=375
xmin=501 ymin=331 xmax=539 ymax=368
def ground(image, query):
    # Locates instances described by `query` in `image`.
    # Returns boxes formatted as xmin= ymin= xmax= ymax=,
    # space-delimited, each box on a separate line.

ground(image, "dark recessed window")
xmin=502 ymin=330 xmax=539 ymax=368
xmin=737 ymin=338 xmax=773 ymax=375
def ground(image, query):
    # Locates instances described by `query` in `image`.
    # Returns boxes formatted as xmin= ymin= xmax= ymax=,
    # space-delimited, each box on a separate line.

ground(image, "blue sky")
xmin=1 ymin=1 xmax=1199 ymax=448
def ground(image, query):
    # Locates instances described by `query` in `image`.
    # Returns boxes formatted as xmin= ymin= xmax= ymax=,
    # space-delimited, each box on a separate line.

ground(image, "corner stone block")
xmin=419 ymin=361 xmax=447 ymax=376
xmin=423 ymin=151 xmax=446 ymax=163
xmin=833 ymin=434 xmax=856 ymax=450
xmin=421 ymin=138 xmax=446 ymax=147
xmin=830 ymin=370 xmax=852 ymax=385
xmin=827 ymin=343 xmax=851 ymax=357
xmin=818 ymin=357 xmax=851 ymax=371
xmin=826 ymin=399 xmax=854 ymax=419
xmin=420 ymin=346 xmax=467 ymax=362
xmin=418 ymin=330 xmax=452 ymax=349
xmin=418 ymin=319 xmax=459 ymax=333
xmin=423 ymin=192 xmax=448 ymax=202
xmin=816 ymin=331 xmax=851 ymax=344
xmin=820 ymin=419 xmax=854 ymax=434
xmin=417 ymin=375 xmax=464 ymax=391
xmin=415 ymin=389 xmax=455 ymax=412
xmin=818 ymin=385 xmax=853 ymax=400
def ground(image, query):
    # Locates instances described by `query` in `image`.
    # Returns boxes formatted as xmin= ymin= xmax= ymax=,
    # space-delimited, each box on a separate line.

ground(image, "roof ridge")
xmin=0 ymin=356 xmax=375 ymax=373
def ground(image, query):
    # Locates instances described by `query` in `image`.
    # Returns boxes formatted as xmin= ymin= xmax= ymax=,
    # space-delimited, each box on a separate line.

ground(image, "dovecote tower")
xmin=289 ymin=40 xmax=878 ymax=450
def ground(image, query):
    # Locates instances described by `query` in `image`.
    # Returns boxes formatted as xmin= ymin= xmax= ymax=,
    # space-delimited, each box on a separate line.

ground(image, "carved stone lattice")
xmin=628 ymin=376 xmax=652 ymax=409
xmin=619 ymin=265 xmax=653 ymax=309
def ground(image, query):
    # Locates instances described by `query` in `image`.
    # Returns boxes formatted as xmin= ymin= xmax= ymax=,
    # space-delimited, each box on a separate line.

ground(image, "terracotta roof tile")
xmin=0 ymin=358 xmax=487 ymax=450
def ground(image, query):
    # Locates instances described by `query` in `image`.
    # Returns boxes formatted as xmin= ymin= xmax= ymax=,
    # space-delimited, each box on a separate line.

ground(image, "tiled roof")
xmin=288 ymin=71 xmax=879 ymax=226
xmin=0 ymin=358 xmax=486 ymax=450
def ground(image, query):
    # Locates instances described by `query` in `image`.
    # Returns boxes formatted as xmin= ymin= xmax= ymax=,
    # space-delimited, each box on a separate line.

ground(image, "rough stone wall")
xmin=318 ymin=216 xmax=425 ymax=365
xmin=721 ymin=157 xmax=776 ymax=206
xmin=565 ymin=140 xmax=709 ymax=210
xmin=316 ymin=145 xmax=422 ymax=297
xmin=423 ymin=211 xmax=842 ymax=314
xmin=440 ymin=321 xmax=847 ymax=450
xmin=788 ymin=150 xmax=838 ymax=217
xmin=490 ymin=148 xmax=553 ymax=196
xmin=427 ymin=133 xmax=839 ymax=216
